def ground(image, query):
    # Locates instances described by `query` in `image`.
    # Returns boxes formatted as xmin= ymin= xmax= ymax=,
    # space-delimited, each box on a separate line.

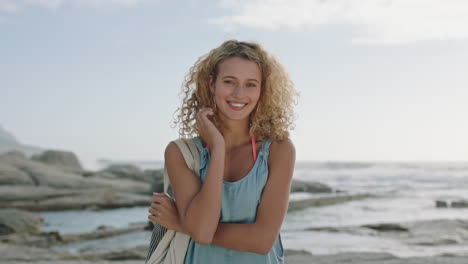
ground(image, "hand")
xmin=148 ymin=193 xmax=186 ymax=233
xmin=196 ymin=108 xmax=225 ymax=150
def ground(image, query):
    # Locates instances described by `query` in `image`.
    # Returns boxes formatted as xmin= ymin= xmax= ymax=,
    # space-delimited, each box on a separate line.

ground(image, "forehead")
xmin=217 ymin=57 xmax=261 ymax=80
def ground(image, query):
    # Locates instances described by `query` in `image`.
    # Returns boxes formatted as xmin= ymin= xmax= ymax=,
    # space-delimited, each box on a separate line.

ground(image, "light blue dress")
xmin=184 ymin=137 xmax=284 ymax=264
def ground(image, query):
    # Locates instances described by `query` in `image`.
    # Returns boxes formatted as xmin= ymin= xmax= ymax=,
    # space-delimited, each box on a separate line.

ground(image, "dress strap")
xmin=251 ymin=135 xmax=257 ymax=162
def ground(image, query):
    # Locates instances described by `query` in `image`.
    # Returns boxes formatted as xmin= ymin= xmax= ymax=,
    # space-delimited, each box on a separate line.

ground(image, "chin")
xmin=219 ymin=111 xmax=251 ymax=122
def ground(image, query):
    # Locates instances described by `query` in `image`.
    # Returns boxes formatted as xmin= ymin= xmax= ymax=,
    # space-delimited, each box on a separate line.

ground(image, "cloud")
xmin=0 ymin=0 xmax=20 ymax=13
xmin=0 ymin=0 xmax=158 ymax=15
xmin=211 ymin=0 xmax=468 ymax=44
xmin=71 ymin=0 xmax=157 ymax=8
xmin=32 ymin=0 xmax=64 ymax=9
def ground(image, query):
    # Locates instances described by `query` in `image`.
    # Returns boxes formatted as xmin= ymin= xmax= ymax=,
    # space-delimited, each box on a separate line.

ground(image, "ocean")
xmin=40 ymin=161 xmax=468 ymax=257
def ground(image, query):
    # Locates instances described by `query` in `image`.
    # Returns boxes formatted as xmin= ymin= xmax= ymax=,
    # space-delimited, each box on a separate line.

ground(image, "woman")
xmin=148 ymin=40 xmax=297 ymax=263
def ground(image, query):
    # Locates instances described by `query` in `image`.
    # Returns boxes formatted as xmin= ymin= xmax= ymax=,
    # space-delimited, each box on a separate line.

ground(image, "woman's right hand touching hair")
xmin=196 ymin=108 xmax=225 ymax=150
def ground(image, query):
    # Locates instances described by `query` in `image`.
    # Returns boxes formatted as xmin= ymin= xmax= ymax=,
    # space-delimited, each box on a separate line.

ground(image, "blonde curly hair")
xmin=174 ymin=40 xmax=298 ymax=141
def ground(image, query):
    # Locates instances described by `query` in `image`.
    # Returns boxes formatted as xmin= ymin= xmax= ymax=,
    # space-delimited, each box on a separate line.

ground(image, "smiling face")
xmin=210 ymin=56 xmax=262 ymax=123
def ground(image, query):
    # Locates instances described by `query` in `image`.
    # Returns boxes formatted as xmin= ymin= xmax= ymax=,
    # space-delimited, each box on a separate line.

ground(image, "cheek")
xmin=252 ymin=90 xmax=261 ymax=105
xmin=214 ymin=84 xmax=231 ymax=99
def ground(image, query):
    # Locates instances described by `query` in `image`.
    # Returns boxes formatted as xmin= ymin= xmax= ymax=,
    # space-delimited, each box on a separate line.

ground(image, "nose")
xmin=233 ymin=84 xmax=246 ymax=97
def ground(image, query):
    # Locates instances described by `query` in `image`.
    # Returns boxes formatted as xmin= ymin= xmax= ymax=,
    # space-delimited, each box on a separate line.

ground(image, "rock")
xmin=147 ymin=169 xmax=164 ymax=193
xmin=91 ymin=246 xmax=148 ymax=260
xmin=288 ymin=193 xmax=369 ymax=212
xmin=61 ymin=223 xmax=147 ymax=244
xmin=311 ymin=218 xmax=468 ymax=250
xmin=0 ymin=242 xmax=74 ymax=262
xmin=436 ymin=200 xmax=448 ymax=208
xmin=451 ymin=200 xmax=468 ymax=208
xmin=0 ymin=185 xmax=83 ymax=202
xmin=100 ymin=164 xmax=145 ymax=181
xmin=98 ymin=166 xmax=163 ymax=188
xmin=0 ymin=187 xmax=152 ymax=211
xmin=0 ymin=152 xmax=91 ymax=188
xmin=0 ymin=209 xmax=43 ymax=235
xmin=32 ymin=150 xmax=83 ymax=172
xmin=362 ymin=223 xmax=409 ymax=232
xmin=435 ymin=199 xmax=468 ymax=208
xmin=285 ymin=249 xmax=313 ymax=256
xmin=285 ymin=251 xmax=397 ymax=264
xmin=0 ymin=151 xmax=28 ymax=161
xmin=0 ymin=163 xmax=35 ymax=185
xmin=0 ymin=153 xmax=149 ymax=189
xmin=291 ymin=180 xmax=332 ymax=193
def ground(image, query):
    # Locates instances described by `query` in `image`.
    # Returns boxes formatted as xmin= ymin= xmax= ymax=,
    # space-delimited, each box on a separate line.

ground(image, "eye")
xmin=224 ymin=80 xmax=234 ymax=84
xmin=247 ymin=83 xmax=257 ymax=87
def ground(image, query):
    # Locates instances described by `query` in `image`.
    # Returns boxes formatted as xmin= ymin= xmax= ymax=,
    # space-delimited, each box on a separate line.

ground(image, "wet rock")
xmin=0 ymin=188 xmax=151 ymax=211
xmin=436 ymin=200 xmax=448 ymax=208
xmin=288 ymin=193 xmax=369 ymax=212
xmin=451 ymin=200 xmax=468 ymax=208
xmin=285 ymin=249 xmax=313 ymax=256
xmin=0 ymin=209 xmax=43 ymax=235
xmin=291 ymin=180 xmax=332 ymax=193
xmin=435 ymin=199 xmax=468 ymax=208
xmin=362 ymin=223 xmax=409 ymax=232
xmin=286 ymin=251 xmax=397 ymax=264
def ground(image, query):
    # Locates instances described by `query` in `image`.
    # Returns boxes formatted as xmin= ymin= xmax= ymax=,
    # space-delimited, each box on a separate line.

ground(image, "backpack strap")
xmin=163 ymin=138 xmax=200 ymax=193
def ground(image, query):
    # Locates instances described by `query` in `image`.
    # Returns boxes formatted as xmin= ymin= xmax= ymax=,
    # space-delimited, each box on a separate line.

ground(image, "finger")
xmin=199 ymin=111 xmax=215 ymax=125
xmin=199 ymin=108 xmax=214 ymax=118
xmin=148 ymin=215 xmax=159 ymax=223
xmin=148 ymin=206 xmax=160 ymax=215
xmin=196 ymin=112 xmax=203 ymax=131
xmin=151 ymin=196 xmax=167 ymax=204
xmin=150 ymin=202 xmax=163 ymax=210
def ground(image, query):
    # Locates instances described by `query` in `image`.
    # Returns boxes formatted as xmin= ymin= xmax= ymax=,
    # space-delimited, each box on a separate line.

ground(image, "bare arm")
xmin=151 ymin=138 xmax=294 ymax=253
xmin=164 ymin=108 xmax=226 ymax=245
xmin=210 ymin=139 xmax=295 ymax=254
xmin=164 ymin=141 xmax=224 ymax=245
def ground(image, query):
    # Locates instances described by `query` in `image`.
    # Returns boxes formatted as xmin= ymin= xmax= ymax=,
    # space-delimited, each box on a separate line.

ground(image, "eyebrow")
xmin=222 ymin=76 xmax=259 ymax=83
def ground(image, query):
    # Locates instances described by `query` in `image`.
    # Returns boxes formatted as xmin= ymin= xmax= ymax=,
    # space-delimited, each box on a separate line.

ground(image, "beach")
xmin=1 ymin=150 xmax=468 ymax=263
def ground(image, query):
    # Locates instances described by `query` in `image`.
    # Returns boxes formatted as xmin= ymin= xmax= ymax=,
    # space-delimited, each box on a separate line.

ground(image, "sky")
xmin=1 ymin=0 xmax=468 ymax=170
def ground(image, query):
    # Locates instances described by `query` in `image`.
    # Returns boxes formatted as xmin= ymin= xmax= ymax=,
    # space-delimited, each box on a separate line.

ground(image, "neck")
xmin=220 ymin=118 xmax=251 ymax=149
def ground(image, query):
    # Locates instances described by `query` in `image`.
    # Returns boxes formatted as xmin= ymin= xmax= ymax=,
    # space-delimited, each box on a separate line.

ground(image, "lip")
xmin=227 ymin=101 xmax=248 ymax=110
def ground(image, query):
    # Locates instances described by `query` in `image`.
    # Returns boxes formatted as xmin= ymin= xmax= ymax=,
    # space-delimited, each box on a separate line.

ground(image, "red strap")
xmin=251 ymin=135 xmax=257 ymax=162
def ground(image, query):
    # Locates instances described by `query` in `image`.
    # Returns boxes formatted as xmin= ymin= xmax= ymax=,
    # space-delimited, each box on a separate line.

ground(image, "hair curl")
xmin=174 ymin=40 xmax=298 ymax=141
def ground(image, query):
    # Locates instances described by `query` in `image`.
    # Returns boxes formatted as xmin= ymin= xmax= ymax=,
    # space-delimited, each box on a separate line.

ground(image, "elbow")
xmin=257 ymin=235 xmax=277 ymax=255
xmin=182 ymin=219 xmax=216 ymax=246
xmin=192 ymin=232 xmax=213 ymax=246
xmin=258 ymin=245 xmax=272 ymax=255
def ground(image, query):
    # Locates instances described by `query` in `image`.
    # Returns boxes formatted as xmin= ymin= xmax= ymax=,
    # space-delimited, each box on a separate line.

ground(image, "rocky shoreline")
xmin=2 ymin=242 xmax=468 ymax=264
xmin=1 ymin=149 xmax=468 ymax=263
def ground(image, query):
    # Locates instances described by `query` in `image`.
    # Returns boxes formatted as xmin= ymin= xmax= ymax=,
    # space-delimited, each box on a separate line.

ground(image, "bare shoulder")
xmin=164 ymin=141 xmax=186 ymax=165
xmin=164 ymin=141 xmax=180 ymax=158
xmin=269 ymin=138 xmax=296 ymax=159
xmin=268 ymin=138 xmax=296 ymax=172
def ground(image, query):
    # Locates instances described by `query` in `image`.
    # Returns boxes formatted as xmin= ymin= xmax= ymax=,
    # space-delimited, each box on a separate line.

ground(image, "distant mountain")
xmin=0 ymin=124 xmax=44 ymax=156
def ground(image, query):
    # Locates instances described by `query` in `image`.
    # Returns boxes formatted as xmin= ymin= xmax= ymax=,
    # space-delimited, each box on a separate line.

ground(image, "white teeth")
xmin=230 ymin=102 xmax=246 ymax=107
